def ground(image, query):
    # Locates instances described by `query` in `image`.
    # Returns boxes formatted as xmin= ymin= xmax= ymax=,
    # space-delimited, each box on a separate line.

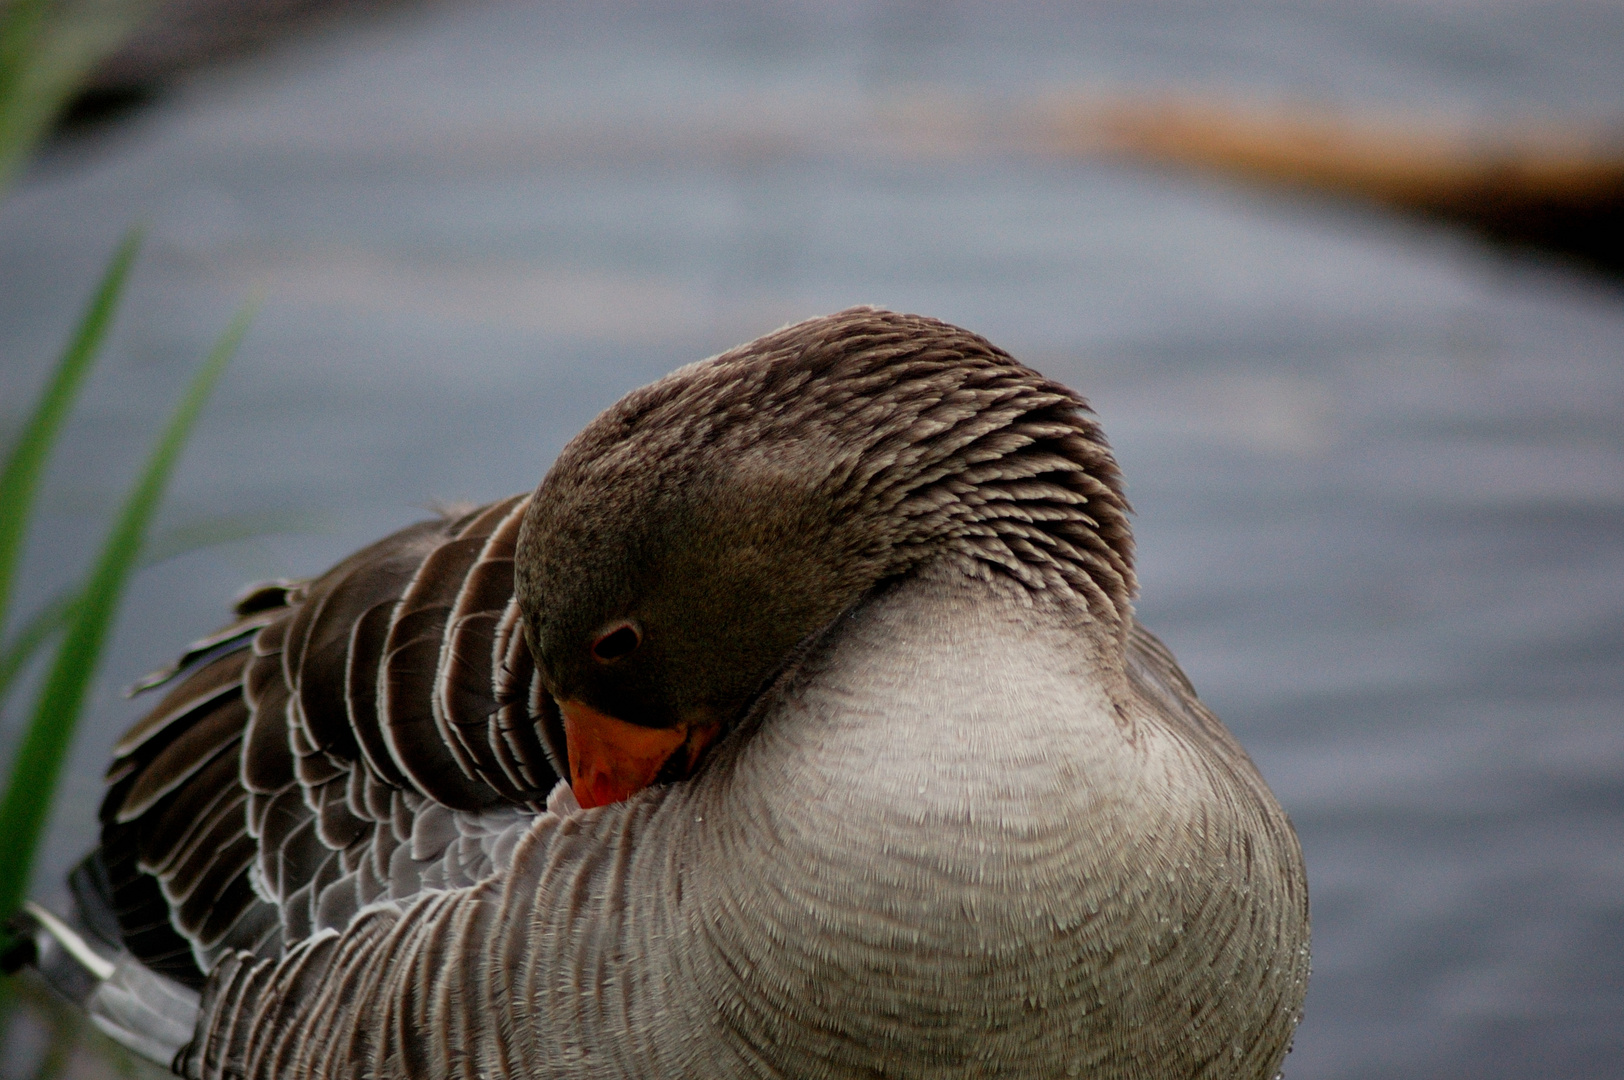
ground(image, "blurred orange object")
xmin=1047 ymin=97 xmax=1624 ymax=274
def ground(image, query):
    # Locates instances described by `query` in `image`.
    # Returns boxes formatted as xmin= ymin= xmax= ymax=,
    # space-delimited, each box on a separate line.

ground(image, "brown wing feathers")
xmin=98 ymin=497 xmax=560 ymax=985
xmin=102 ymin=645 xmax=264 ymax=987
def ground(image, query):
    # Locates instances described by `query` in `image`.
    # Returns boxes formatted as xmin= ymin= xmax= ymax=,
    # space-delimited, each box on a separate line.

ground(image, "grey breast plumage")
xmin=81 ymin=307 xmax=1309 ymax=1080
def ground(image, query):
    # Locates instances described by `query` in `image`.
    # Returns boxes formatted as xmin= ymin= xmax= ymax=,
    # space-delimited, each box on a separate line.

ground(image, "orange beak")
xmin=557 ymin=699 xmax=720 ymax=810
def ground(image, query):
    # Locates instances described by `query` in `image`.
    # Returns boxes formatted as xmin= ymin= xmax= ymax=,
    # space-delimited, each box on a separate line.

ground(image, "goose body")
xmin=73 ymin=309 xmax=1308 ymax=1078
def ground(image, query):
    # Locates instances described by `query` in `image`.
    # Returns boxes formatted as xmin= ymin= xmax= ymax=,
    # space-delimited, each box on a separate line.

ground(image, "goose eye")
xmin=591 ymin=622 xmax=642 ymax=662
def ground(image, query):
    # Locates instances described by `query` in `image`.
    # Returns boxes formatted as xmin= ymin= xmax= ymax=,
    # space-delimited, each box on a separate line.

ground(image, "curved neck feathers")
xmin=520 ymin=310 xmax=1139 ymax=659
xmin=503 ymin=572 xmax=1201 ymax=1077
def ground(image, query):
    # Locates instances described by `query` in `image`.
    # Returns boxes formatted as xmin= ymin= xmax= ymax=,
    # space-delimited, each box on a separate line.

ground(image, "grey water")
xmin=1 ymin=2 xmax=1622 ymax=1077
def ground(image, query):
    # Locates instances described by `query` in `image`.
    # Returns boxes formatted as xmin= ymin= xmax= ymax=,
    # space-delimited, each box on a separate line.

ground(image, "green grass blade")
xmin=0 ymin=588 xmax=78 ymax=705
xmin=0 ymin=300 xmax=254 ymax=923
xmin=0 ymin=227 xmax=142 ymax=644
xmin=0 ymin=0 xmax=53 ymax=90
xmin=0 ymin=0 xmax=151 ymax=193
xmin=0 ymin=0 xmax=54 ymax=111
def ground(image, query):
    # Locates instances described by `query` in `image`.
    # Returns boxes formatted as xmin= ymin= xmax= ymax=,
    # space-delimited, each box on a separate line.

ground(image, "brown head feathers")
xmin=516 ymin=308 xmax=1136 ymax=728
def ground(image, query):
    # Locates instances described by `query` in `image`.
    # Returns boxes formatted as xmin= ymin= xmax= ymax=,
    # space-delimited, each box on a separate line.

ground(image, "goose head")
xmin=515 ymin=306 xmax=1135 ymax=808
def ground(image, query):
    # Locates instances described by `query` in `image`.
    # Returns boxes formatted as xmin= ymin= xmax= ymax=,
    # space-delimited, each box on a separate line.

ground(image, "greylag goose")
xmin=28 ymin=308 xmax=1309 ymax=1078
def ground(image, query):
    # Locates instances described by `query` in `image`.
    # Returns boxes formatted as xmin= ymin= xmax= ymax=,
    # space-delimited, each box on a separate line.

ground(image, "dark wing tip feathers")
xmin=232 ymin=580 xmax=301 ymax=617
xmin=96 ymin=497 xmax=559 ymax=987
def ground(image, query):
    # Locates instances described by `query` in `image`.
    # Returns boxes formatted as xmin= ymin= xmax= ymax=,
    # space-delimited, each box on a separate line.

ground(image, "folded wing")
xmin=97 ymin=495 xmax=562 ymax=987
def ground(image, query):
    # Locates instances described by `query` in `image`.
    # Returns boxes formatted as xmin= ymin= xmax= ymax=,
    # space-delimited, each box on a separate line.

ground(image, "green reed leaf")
xmin=0 ymin=227 xmax=141 ymax=645
xmin=0 ymin=299 xmax=253 ymax=923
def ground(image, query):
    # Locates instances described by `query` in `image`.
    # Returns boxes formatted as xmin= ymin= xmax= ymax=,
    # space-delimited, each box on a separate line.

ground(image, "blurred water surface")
xmin=2 ymin=2 xmax=1622 ymax=1078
